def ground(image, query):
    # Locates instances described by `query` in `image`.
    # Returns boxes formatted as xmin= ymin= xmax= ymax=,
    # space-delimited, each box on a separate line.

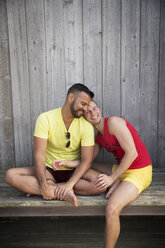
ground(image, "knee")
xmin=5 ymin=168 xmax=16 ymax=185
xmin=90 ymin=176 xmax=107 ymax=194
xmin=105 ymin=204 xmax=119 ymax=223
xmin=97 ymin=186 xmax=107 ymax=194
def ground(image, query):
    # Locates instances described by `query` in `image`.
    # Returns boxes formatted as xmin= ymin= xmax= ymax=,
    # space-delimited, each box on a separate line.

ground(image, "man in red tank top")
xmin=84 ymin=100 xmax=152 ymax=248
xmin=52 ymin=100 xmax=152 ymax=248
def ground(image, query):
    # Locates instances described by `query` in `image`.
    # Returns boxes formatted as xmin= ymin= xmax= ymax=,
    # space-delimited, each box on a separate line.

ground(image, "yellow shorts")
xmin=112 ymin=164 xmax=152 ymax=194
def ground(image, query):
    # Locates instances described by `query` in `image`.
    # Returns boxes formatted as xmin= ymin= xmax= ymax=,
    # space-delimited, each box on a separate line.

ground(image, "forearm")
xmin=67 ymin=161 xmax=91 ymax=187
xmin=65 ymin=159 xmax=80 ymax=168
xmin=34 ymin=156 xmax=47 ymax=186
xmin=111 ymin=151 xmax=138 ymax=181
xmin=95 ymin=151 xmax=138 ymax=190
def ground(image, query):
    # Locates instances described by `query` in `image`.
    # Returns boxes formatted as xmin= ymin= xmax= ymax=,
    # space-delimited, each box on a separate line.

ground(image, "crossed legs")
xmin=5 ymin=166 xmax=106 ymax=204
xmin=5 ymin=163 xmax=139 ymax=247
xmin=5 ymin=166 xmax=42 ymax=195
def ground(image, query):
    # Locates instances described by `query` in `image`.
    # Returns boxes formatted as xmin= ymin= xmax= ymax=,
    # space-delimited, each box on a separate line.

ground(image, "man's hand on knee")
xmin=106 ymin=180 xmax=121 ymax=199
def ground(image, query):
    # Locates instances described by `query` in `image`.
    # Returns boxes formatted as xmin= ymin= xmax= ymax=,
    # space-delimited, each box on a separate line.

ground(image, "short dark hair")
xmin=67 ymin=83 xmax=94 ymax=99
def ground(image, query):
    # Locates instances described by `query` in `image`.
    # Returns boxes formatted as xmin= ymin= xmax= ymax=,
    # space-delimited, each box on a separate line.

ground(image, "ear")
xmin=67 ymin=93 xmax=75 ymax=103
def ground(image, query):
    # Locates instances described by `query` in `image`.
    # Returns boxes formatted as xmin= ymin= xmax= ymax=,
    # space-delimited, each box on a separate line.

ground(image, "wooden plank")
xmin=0 ymin=205 xmax=165 ymax=217
xmin=102 ymin=0 xmax=121 ymax=163
xmin=0 ymin=171 xmax=165 ymax=216
xmin=25 ymin=0 xmax=48 ymax=133
xmin=158 ymin=0 xmax=165 ymax=169
xmin=7 ymin=0 xmax=32 ymax=167
xmin=83 ymin=0 xmax=103 ymax=163
xmin=140 ymin=0 xmax=160 ymax=166
xmin=102 ymin=0 xmax=121 ymax=117
xmin=121 ymin=0 xmax=140 ymax=132
xmin=83 ymin=0 xmax=102 ymax=104
xmin=0 ymin=0 xmax=8 ymax=40
xmin=45 ymin=0 xmax=66 ymax=109
xmin=0 ymin=0 xmax=15 ymax=169
xmin=63 ymin=0 xmax=83 ymax=91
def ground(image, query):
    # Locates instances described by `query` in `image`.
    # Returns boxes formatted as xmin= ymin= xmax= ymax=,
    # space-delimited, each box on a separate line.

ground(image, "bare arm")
xmin=109 ymin=117 xmax=138 ymax=181
xmin=34 ymin=137 xmax=47 ymax=185
xmin=34 ymin=137 xmax=56 ymax=200
xmin=52 ymin=159 xmax=80 ymax=170
xmin=68 ymin=145 xmax=95 ymax=186
xmin=52 ymin=142 xmax=100 ymax=170
xmin=95 ymin=117 xmax=138 ymax=190
xmin=55 ymin=145 xmax=94 ymax=198
xmin=93 ymin=142 xmax=101 ymax=160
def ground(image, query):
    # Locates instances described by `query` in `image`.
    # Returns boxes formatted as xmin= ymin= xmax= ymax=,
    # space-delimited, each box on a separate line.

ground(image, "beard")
xmin=70 ymin=99 xmax=84 ymax=118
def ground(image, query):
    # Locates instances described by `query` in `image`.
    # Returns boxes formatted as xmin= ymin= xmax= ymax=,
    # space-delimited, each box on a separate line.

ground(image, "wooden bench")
xmin=0 ymin=169 xmax=165 ymax=217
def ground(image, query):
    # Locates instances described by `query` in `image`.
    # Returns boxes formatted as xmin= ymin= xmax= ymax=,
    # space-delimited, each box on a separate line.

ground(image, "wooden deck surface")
xmin=0 ymin=170 xmax=165 ymax=216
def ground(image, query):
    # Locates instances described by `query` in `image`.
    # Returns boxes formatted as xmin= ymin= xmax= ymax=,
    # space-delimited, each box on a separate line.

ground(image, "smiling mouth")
xmin=91 ymin=115 xmax=99 ymax=120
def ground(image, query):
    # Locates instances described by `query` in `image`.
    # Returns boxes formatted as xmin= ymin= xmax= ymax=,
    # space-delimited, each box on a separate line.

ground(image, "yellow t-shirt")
xmin=34 ymin=108 xmax=94 ymax=170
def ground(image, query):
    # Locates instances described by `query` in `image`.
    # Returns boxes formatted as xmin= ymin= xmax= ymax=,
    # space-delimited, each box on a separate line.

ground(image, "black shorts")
xmin=46 ymin=167 xmax=74 ymax=183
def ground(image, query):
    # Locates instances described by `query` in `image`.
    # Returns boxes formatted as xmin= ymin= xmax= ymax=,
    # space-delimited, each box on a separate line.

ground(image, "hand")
xmin=95 ymin=174 xmax=114 ymax=191
xmin=55 ymin=182 xmax=73 ymax=200
xmin=106 ymin=179 xmax=121 ymax=199
xmin=52 ymin=160 xmax=65 ymax=171
xmin=41 ymin=184 xmax=56 ymax=200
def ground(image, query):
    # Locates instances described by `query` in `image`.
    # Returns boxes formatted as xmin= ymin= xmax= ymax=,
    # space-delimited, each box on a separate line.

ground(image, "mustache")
xmin=78 ymin=109 xmax=84 ymax=113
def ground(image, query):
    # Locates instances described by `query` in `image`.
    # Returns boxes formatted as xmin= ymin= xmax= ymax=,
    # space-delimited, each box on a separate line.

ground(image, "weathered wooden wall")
xmin=0 ymin=0 xmax=164 ymax=169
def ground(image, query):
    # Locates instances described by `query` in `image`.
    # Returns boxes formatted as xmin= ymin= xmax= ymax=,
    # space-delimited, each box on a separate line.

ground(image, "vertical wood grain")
xmin=25 ymin=0 xmax=48 ymax=134
xmin=63 ymin=0 xmax=83 ymax=91
xmin=83 ymin=0 xmax=103 ymax=162
xmin=102 ymin=0 xmax=121 ymax=163
xmin=7 ymin=0 xmax=32 ymax=166
xmin=121 ymin=0 xmax=140 ymax=132
xmin=102 ymin=0 xmax=121 ymax=117
xmin=140 ymin=0 xmax=160 ymax=166
xmin=158 ymin=0 xmax=165 ymax=169
xmin=45 ymin=0 xmax=66 ymax=108
xmin=83 ymin=0 xmax=102 ymax=103
xmin=0 ymin=0 xmax=15 ymax=169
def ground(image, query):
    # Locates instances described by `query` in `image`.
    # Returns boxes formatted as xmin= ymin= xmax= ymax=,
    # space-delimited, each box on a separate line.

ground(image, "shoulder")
xmin=107 ymin=116 xmax=126 ymax=134
xmin=108 ymin=116 xmax=126 ymax=124
xmin=80 ymin=116 xmax=93 ymax=126
xmin=37 ymin=108 xmax=59 ymax=121
xmin=79 ymin=116 xmax=94 ymax=132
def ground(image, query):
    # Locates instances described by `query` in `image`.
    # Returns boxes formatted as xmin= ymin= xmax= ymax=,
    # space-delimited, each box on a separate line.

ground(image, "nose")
xmin=90 ymin=110 xmax=95 ymax=117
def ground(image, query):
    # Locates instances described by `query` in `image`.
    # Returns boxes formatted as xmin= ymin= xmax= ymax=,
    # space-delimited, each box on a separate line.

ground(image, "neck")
xmin=94 ymin=117 xmax=104 ymax=134
xmin=61 ymin=104 xmax=74 ymax=128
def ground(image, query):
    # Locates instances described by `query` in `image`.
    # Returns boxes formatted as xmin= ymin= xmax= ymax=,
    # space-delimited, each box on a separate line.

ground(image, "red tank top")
xmin=95 ymin=117 xmax=152 ymax=169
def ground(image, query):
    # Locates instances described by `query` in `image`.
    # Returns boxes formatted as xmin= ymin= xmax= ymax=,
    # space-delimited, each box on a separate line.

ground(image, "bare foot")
xmin=64 ymin=190 xmax=78 ymax=207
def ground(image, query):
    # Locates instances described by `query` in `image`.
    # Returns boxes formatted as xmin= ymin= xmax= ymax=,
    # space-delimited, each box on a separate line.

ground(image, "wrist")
xmin=110 ymin=174 xmax=116 ymax=183
xmin=66 ymin=180 xmax=74 ymax=189
xmin=65 ymin=160 xmax=70 ymax=167
xmin=40 ymin=180 xmax=48 ymax=189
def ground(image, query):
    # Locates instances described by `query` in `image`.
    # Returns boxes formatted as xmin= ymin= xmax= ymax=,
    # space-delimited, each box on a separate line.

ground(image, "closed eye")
xmin=81 ymin=102 xmax=87 ymax=106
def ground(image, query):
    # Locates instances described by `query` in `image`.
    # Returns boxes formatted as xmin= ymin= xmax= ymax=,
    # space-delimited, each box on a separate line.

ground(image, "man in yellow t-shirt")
xmin=5 ymin=83 xmax=105 ymax=206
xmin=34 ymin=107 xmax=94 ymax=169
